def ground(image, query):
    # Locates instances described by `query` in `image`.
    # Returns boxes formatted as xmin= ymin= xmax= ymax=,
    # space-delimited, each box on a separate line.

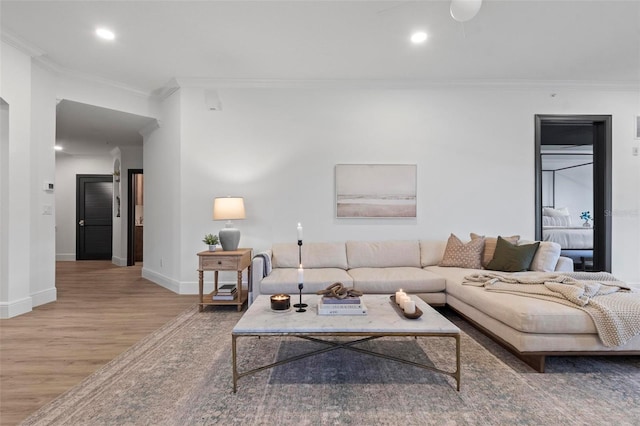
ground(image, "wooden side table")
xmin=197 ymin=248 xmax=252 ymax=312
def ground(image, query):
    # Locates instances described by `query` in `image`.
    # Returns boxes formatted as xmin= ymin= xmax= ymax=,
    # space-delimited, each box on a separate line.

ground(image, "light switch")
xmin=633 ymin=146 xmax=639 ymax=156
xmin=42 ymin=205 xmax=53 ymax=215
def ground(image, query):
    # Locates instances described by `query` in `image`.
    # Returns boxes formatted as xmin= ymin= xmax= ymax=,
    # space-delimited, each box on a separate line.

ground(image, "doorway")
xmin=534 ymin=115 xmax=612 ymax=272
xmin=127 ymin=169 xmax=144 ymax=266
xmin=76 ymin=175 xmax=113 ymax=260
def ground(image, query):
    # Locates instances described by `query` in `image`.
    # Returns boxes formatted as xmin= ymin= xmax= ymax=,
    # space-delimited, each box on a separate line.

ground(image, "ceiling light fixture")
xmin=410 ymin=31 xmax=428 ymax=44
xmin=450 ymin=0 xmax=483 ymax=22
xmin=95 ymin=27 xmax=115 ymax=41
xmin=54 ymin=145 xmax=63 ymax=151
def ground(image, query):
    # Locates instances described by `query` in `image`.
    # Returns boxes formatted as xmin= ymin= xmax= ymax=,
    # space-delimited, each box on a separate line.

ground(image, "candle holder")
xmin=270 ymin=294 xmax=291 ymax=311
xmin=294 ymin=239 xmax=307 ymax=311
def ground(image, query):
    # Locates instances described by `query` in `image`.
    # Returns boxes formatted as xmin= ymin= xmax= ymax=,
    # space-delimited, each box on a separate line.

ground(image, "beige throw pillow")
xmin=439 ymin=234 xmax=484 ymax=269
xmin=470 ymin=233 xmax=520 ymax=268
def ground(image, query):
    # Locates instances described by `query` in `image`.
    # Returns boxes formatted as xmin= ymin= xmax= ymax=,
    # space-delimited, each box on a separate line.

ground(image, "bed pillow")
xmin=470 ymin=233 xmax=520 ymax=268
xmin=485 ymin=237 xmax=540 ymax=272
xmin=543 ymin=216 xmax=572 ymax=227
xmin=519 ymin=240 xmax=562 ymax=272
xmin=543 ymin=207 xmax=570 ymax=217
xmin=439 ymin=233 xmax=484 ymax=269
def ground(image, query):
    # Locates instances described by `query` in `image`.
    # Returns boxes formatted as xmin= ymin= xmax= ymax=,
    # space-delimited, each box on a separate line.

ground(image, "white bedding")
xmin=543 ymin=226 xmax=593 ymax=249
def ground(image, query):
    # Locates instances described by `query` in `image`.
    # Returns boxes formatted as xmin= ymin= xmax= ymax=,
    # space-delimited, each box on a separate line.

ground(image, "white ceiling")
xmin=2 ymin=1 xmax=639 ymax=155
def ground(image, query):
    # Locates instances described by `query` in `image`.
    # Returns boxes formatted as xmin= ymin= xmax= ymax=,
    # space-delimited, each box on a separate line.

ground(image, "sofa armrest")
xmin=250 ymin=249 xmax=272 ymax=304
xmin=555 ymin=256 xmax=574 ymax=272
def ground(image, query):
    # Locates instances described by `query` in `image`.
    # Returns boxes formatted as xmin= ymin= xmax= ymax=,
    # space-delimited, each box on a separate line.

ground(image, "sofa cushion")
xmin=439 ymin=234 xmax=484 ymax=269
xmin=272 ymin=242 xmax=348 ymax=269
xmin=425 ymin=266 xmax=598 ymax=334
xmin=348 ymin=267 xmax=445 ymax=293
xmin=520 ymin=240 xmax=562 ymax=272
xmin=470 ymin=233 xmax=520 ymax=267
xmin=419 ymin=240 xmax=447 ymax=267
xmin=486 ymin=237 xmax=539 ymax=272
xmin=346 ymin=240 xmax=421 ymax=268
xmin=260 ymin=268 xmax=353 ymax=294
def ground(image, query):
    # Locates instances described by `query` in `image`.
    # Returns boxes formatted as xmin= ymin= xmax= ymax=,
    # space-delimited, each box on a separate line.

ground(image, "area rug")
xmin=22 ymin=306 xmax=640 ymax=425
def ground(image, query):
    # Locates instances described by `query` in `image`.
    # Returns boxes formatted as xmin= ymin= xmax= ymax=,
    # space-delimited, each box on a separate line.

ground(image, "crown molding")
xmin=1 ymin=30 xmax=44 ymax=57
xmin=171 ymin=77 xmax=640 ymax=91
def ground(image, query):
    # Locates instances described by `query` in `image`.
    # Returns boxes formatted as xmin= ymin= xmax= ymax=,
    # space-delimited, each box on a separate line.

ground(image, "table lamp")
xmin=213 ymin=197 xmax=245 ymax=251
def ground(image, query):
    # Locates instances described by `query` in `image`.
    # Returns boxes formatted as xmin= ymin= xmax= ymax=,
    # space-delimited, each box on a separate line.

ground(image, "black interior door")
xmin=77 ymin=175 xmax=113 ymax=260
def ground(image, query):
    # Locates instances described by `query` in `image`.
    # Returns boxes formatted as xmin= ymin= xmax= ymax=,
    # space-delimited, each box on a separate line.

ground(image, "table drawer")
xmin=201 ymin=256 xmax=238 ymax=270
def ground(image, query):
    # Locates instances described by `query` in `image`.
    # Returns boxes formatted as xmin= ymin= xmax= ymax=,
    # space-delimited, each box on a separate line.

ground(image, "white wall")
xmin=54 ymin=154 xmax=113 ymax=260
xmin=142 ymin=85 xmax=640 ymax=293
xmin=0 ymin=41 xmax=59 ymax=316
xmin=555 ymin=164 xmax=593 ymax=225
xmin=0 ymin=42 xmax=34 ymax=317
xmin=141 ymin=90 xmax=182 ymax=292
xmin=112 ymin=146 xmax=143 ymax=266
xmin=29 ymin=62 xmax=57 ymax=306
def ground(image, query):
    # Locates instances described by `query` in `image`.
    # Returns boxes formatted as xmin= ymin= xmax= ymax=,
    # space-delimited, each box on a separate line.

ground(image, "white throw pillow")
xmin=520 ymin=240 xmax=562 ymax=272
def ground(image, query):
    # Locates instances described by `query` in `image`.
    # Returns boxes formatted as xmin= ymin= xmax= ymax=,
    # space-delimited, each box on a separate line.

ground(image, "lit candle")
xmin=270 ymin=294 xmax=291 ymax=311
xmin=297 ymin=264 xmax=304 ymax=283
xmin=400 ymin=295 xmax=411 ymax=310
xmin=395 ymin=289 xmax=406 ymax=305
xmin=403 ymin=300 xmax=416 ymax=314
xmin=297 ymin=223 xmax=303 ymax=240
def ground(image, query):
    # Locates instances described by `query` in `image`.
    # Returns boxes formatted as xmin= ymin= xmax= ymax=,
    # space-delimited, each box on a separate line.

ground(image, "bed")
xmin=542 ymin=207 xmax=593 ymax=270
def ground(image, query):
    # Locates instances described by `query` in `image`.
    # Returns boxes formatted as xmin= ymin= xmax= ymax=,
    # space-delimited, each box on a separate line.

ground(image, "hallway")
xmin=0 ymin=261 xmax=194 ymax=425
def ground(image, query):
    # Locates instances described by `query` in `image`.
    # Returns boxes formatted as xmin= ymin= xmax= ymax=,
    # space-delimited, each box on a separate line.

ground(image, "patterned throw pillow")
xmin=470 ymin=233 xmax=520 ymax=268
xmin=485 ymin=236 xmax=540 ymax=272
xmin=439 ymin=234 xmax=485 ymax=269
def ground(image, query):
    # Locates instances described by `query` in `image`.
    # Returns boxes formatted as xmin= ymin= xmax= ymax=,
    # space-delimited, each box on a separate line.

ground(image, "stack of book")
xmin=213 ymin=284 xmax=237 ymax=301
xmin=317 ymin=295 xmax=367 ymax=316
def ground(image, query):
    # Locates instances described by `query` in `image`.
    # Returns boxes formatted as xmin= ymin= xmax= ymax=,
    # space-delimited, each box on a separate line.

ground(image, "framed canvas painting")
xmin=335 ymin=164 xmax=417 ymax=218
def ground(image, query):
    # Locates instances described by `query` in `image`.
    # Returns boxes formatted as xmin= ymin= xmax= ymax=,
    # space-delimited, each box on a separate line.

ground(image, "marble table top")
xmin=232 ymin=294 xmax=460 ymax=335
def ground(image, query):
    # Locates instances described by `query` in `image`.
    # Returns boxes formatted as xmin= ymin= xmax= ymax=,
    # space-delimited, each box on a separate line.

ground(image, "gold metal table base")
xmin=232 ymin=332 xmax=460 ymax=393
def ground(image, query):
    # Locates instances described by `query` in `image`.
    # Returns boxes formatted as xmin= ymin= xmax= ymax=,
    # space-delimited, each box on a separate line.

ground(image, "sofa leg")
xmin=520 ymin=354 xmax=545 ymax=372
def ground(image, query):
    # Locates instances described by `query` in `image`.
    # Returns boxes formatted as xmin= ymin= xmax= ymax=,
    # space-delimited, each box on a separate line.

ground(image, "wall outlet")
xmin=42 ymin=205 xmax=53 ymax=215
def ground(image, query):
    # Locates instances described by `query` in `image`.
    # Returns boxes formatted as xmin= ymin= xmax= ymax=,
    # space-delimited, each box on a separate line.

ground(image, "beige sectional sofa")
xmin=250 ymin=239 xmax=639 ymax=371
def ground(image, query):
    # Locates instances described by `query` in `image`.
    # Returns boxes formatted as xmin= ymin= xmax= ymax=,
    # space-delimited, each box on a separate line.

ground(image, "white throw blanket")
xmin=463 ymin=271 xmax=640 ymax=347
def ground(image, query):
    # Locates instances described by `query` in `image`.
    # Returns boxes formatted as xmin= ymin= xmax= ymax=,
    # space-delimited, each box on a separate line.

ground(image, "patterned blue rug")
xmin=22 ymin=306 xmax=640 ymax=425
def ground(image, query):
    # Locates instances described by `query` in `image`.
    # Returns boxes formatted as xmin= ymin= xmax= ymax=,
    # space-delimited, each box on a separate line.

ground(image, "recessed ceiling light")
xmin=95 ymin=27 xmax=115 ymax=41
xmin=54 ymin=145 xmax=63 ymax=151
xmin=410 ymin=31 xmax=428 ymax=44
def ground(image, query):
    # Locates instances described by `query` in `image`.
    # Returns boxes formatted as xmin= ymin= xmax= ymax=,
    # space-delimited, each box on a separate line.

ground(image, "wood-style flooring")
xmin=0 ymin=261 xmax=195 ymax=426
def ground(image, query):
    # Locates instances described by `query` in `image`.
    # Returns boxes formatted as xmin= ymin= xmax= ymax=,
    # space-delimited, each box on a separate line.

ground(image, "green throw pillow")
xmin=485 ymin=236 xmax=540 ymax=272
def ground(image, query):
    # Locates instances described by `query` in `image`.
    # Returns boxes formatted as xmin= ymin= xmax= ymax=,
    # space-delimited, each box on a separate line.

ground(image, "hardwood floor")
xmin=0 ymin=261 xmax=195 ymax=425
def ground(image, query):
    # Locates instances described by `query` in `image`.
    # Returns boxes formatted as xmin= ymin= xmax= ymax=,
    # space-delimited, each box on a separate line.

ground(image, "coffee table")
xmin=231 ymin=294 xmax=461 ymax=392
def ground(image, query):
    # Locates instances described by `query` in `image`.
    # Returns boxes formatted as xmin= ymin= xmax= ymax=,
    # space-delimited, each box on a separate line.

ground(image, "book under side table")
xmin=197 ymin=248 xmax=252 ymax=312
xmin=231 ymin=294 xmax=461 ymax=392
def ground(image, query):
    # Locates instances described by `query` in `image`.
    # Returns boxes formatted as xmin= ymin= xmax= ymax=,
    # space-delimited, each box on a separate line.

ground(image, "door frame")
xmin=534 ymin=114 xmax=612 ymax=272
xmin=127 ymin=169 xmax=143 ymax=266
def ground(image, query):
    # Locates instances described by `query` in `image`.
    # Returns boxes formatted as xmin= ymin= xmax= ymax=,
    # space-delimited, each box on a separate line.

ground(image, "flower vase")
xmin=208 ymin=245 xmax=217 ymax=252
xmin=583 ymin=220 xmax=591 ymax=228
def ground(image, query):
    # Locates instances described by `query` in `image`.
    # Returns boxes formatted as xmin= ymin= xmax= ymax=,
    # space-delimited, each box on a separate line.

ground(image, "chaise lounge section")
xmin=250 ymin=238 xmax=640 ymax=371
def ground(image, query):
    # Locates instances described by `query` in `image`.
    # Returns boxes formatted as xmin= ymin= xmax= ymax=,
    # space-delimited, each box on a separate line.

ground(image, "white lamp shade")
xmin=213 ymin=197 xmax=246 ymax=220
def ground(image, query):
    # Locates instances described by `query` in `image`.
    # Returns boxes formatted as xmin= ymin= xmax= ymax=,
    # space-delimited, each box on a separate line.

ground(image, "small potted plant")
xmin=580 ymin=211 xmax=592 ymax=227
xmin=202 ymin=233 xmax=220 ymax=251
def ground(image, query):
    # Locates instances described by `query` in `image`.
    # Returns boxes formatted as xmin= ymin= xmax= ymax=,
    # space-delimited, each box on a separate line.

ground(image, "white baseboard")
xmin=112 ymin=256 xmax=127 ymax=267
xmin=31 ymin=287 xmax=57 ymax=307
xmin=141 ymin=267 xmax=180 ymax=294
xmin=56 ymin=253 xmax=76 ymax=261
xmin=0 ymin=296 xmax=33 ymax=318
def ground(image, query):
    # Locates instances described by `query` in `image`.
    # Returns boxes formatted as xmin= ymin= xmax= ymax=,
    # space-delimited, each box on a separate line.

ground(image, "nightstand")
xmin=197 ymin=248 xmax=252 ymax=312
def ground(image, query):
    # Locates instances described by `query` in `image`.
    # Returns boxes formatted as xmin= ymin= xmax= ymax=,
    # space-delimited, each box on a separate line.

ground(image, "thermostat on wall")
xmin=43 ymin=182 xmax=54 ymax=191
